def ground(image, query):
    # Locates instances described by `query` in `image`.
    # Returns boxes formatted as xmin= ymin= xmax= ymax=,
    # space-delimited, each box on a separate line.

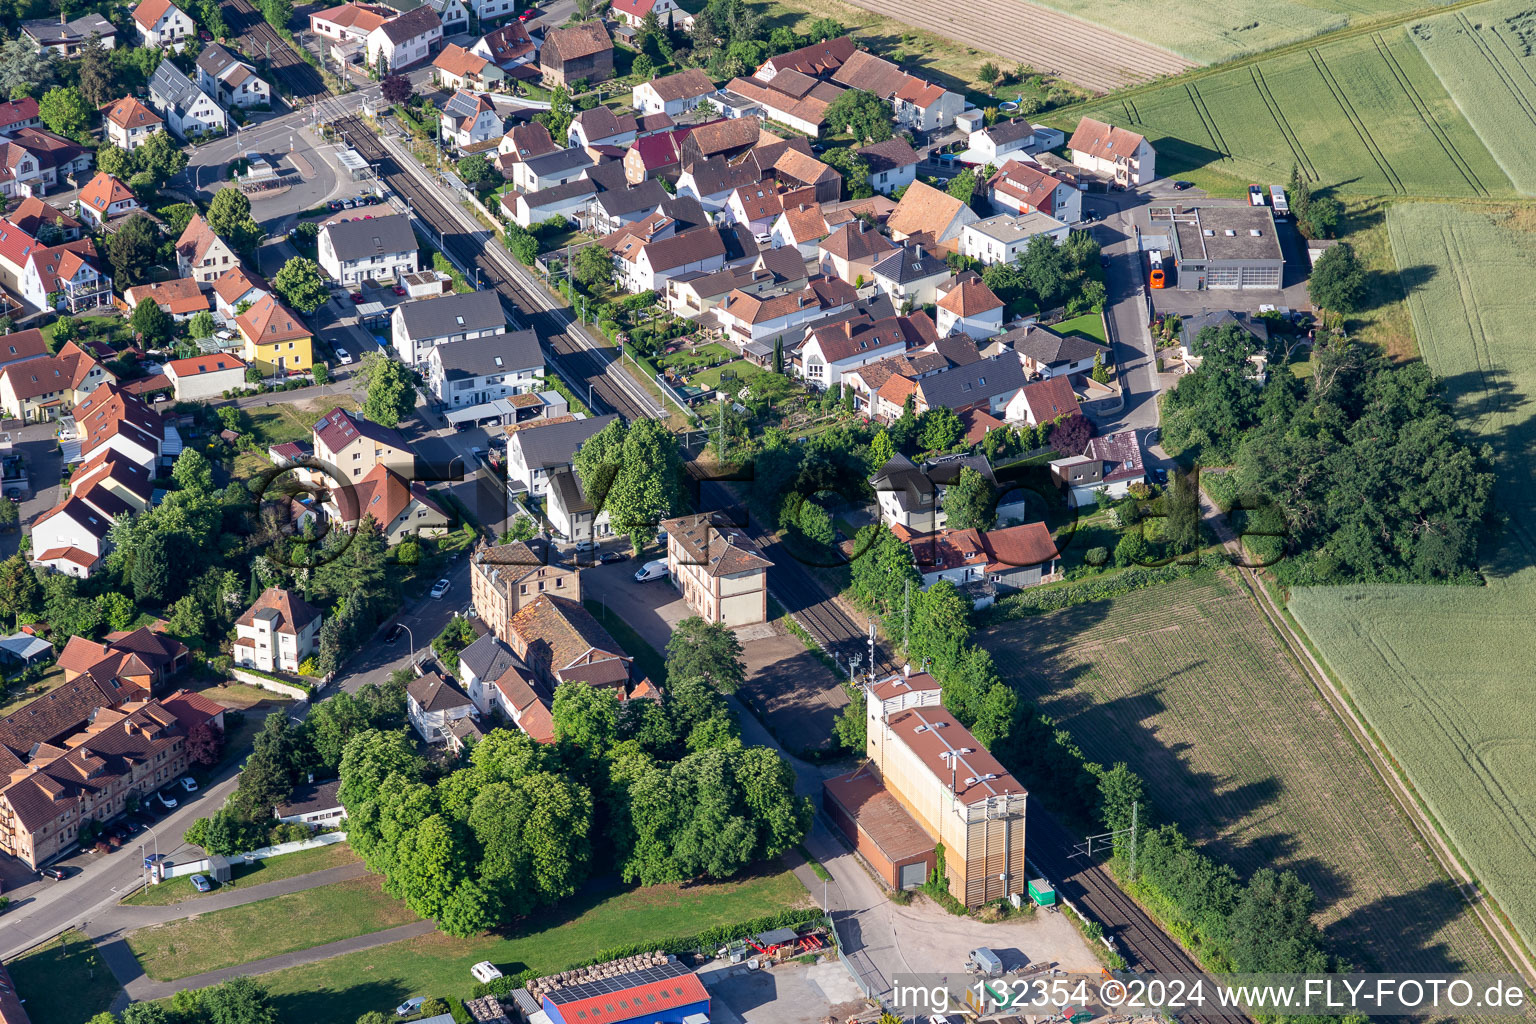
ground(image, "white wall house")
xmin=960 ymin=212 xmax=1070 ymax=267
xmin=392 ymin=289 xmax=507 ymax=365
xmin=148 ymin=63 xmax=228 ymax=140
xmin=504 ymin=414 xmax=615 ymax=498
xmin=1069 ymin=117 xmax=1156 ymax=186
xmin=234 ymin=588 xmax=321 ymax=674
xmin=367 ymin=5 xmax=443 ymax=72
xmin=426 ymin=329 xmax=543 ymax=406
xmin=406 ymin=672 xmax=476 ymax=743
xmin=318 ymin=213 xmax=419 ymax=285
xmin=631 ymin=68 xmax=714 ymax=118
xmin=165 ymin=353 xmax=248 ymax=401
xmin=196 ymin=43 xmax=273 ymax=109
xmin=439 ymin=90 xmax=503 ymax=149
xmin=132 ymin=0 xmax=194 ymax=49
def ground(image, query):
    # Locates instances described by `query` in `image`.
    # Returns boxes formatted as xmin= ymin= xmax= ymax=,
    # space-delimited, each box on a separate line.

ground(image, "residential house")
xmin=720 ymin=72 xmax=842 ymax=137
xmin=546 ymin=467 xmax=610 ymax=550
xmin=632 ymin=68 xmax=714 ymax=118
xmin=234 ymin=588 xmax=322 ymax=674
xmin=392 ymin=289 xmax=507 ymax=365
xmin=57 ymin=626 xmax=182 ymax=690
xmin=425 ymin=0 xmax=469 ymax=37
xmin=470 ymin=540 xmax=581 ymax=642
xmin=132 ymin=0 xmax=194 ymax=48
xmin=841 ymin=345 xmax=958 ymax=415
xmin=195 ymin=43 xmax=272 ymax=109
xmin=539 ymin=21 xmax=613 ymax=87
xmin=664 ymin=247 xmax=807 ymax=319
xmin=506 ymin=178 xmax=598 ymax=228
xmin=714 ymin=276 xmax=856 ymax=346
xmin=507 ymin=593 xmax=633 ymax=693
xmin=433 ymin=44 xmax=507 ymax=93
xmin=326 ymin=462 xmax=451 ymax=543
xmin=67 ymin=449 xmax=152 ymax=515
xmin=673 ymin=155 xmax=762 ymax=211
xmin=1049 ymin=429 xmax=1144 ymax=507
xmin=869 ymin=244 xmax=949 ymax=307
xmin=871 ymin=453 xmax=997 ymax=534
xmin=74 ymin=383 xmax=162 ymax=474
xmin=457 ymin=631 xmax=537 ymax=723
xmin=0 ymin=329 xmax=47 ymax=371
xmin=0 ymin=98 xmax=40 ymax=136
xmin=934 ymin=272 xmax=1004 ymax=340
xmin=0 ymin=136 xmax=47 ymax=199
xmin=21 ymin=14 xmax=118 ymax=55
xmin=440 ymin=90 xmax=504 ymax=150
xmin=119 ymin=278 xmax=209 ymax=321
xmin=471 ymin=21 xmax=536 ymax=74
xmin=4 ymin=127 xmax=94 ymax=196
xmin=611 ymin=224 xmax=726 ymax=294
xmin=797 ymin=313 xmax=911 ymax=391
xmin=0 ymin=341 xmax=112 ymax=421
xmin=273 ymin=779 xmax=346 ymax=827
xmin=967 ymin=119 xmax=1037 ymax=165
xmin=622 ymin=123 xmax=696 ymax=184
xmin=858 ymin=137 xmax=920 ymax=196
xmin=961 ymin=212 xmax=1071 ymax=272
xmin=887 ymin=180 xmax=977 ymax=252
xmin=504 ymin=413 xmax=616 ymax=497
xmin=367 ymin=5 xmax=443 ymax=72
xmin=568 ymin=105 xmax=637 ymax=150
xmin=770 ymin=201 xmax=831 ymax=257
xmin=425 ymin=328 xmax=543 ymax=406
xmin=1068 ymin=116 xmax=1156 ymax=186
xmin=317 ymin=212 xmax=418 ymax=285
xmin=1176 ymin=309 xmax=1269 ymax=373
xmin=608 ymin=0 xmax=678 ymax=27
xmin=406 ymin=672 xmax=476 ymax=743
xmin=755 ymin=35 xmax=855 ymax=79
xmin=894 ymin=351 xmax=1026 ymax=420
xmin=992 ymin=323 xmax=1106 ymax=378
xmin=213 ymin=266 xmax=270 ymax=320
xmin=511 ymin=146 xmax=594 ymax=194
xmin=587 ymin=175 xmax=669 ymax=237
xmin=176 ymin=214 xmax=241 ymax=284
xmin=495 ymin=121 xmax=559 ymax=178
xmin=30 ymin=493 xmax=113 ymax=576
xmin=1003 ymin=373 xmax=1080 ymax=427
xmin=21 ymin=238 xmax=113 ymax=313
xmin=237 ymin=295 xmax=312 ymax=375
xmin=102 ymin=97 xmax=164 ymax=151
xmin=76 ymin=172 xmax=138 ymax=230
xmin=723 ymin=183 xmax=794 ymax=239
xmin=312 ymin=406 xmax=415 ymax=480
xmin=676 ymin=115 xmax=763 ymax=166
xmin=309 ymin=1 xmax=394 ymax=42
xmin=985 ymin=160 xmax=1080 ymax=224
xmin=8 ymin=197 xmax=81 ymax=243
xmin=660 ymin=512 xmax=772 ymax=626
xmin=0 ymin=696 xmax=216 ymax=868
xmin=818 ymin=220 xmax=895 ymax=286
xmin=891 ymin=76 xmax=963 ymax=133
xmin=833 ymin=673 xmax=1026 ymax=905
xmin=908 ymin=521 xmax=1059 ymax=594
xmin=148 ymin=62 xmax=228 ymax=140
xmin=164 ymin=352 xmax=248 ymax=401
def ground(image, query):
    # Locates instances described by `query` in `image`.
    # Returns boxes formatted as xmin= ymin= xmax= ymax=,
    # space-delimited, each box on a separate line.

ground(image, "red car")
xmin=392 ymin=285 xmax=406 ymax=296
xmin=519 ymin=10 xmax=534 ymax=19
xmin=350 ymin=292 xmax=364 ymax=303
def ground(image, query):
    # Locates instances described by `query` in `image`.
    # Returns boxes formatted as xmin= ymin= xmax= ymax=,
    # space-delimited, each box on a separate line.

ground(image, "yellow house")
xmin=237 ymin=294 xmax=313 ymax=375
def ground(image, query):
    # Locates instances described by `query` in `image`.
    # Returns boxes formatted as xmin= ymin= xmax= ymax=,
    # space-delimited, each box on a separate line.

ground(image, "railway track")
xmin=221 ymin=0 xmax=330 ymax=101
xmin=328 ymin=113 xmax=659 ymax=423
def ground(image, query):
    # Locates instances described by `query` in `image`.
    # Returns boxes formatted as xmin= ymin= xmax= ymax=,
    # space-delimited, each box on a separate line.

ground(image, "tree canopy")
xmin=1307 ymin=242 xmax=1364 ymax=314
xmin=273 ymin=256 xmax=329 ymax=313
xmin=359 ymin=352 xmax=417 ymax=427
xmin=573 ymin=418 xmax=683 ymax=548
xmin=942 ymin=466 xmax=997 ymax=531
xmin=823 ymin=89 xmax=892 ymax=144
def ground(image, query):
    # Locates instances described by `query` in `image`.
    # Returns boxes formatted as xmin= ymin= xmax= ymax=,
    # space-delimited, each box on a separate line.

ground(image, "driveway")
xmin=702 ymin=960 xmax=866 ymax=1024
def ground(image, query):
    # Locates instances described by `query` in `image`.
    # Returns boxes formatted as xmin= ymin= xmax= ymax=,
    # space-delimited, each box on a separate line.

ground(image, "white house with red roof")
xmin=907 ymin=521 xmax=1060 ymax=592
xmin=30 ymin=494 xmax=113 ymax=577
xmin=439 ymin=90 xmax=503 ymax=149
xmin=132 ymin=0 xmax=194 ymax=49
xmin=608 ymin=0 xmax=679 ymax=27
xmin=1068 ymin=116 xmax=1156 ymax=186
xmin=0 ymin=98 xmax=41 ymax=137
xmin=22 ymin=237 xmax=113 ymax=312
xmin=213 ymin=266 xmax=270 ymax=321
xmin=0 ymin=341 xmax=112 ymax=421
xmin=75 ymin=383 xmax=164 ymax=470
xmin=984 ymin=159 xmax=1080 ymax=224
xmin=102 ymin=96 xmax=165 ymax=151
xmin=76 ymin=172 xmax=139 ymax=230
xmin=797 ymin=314 xmax=910 ymax=392
xmin=935 ymin=272 xmax=1004 ymax=341
xmin=165 ymin=352 xmax=248 ymax=401
xmin=1050 ymin=429 xmax=1145 ymax=507
xmin=366 ymin=5 xmax=443 ymax=73
xmin=470 ymin=21 xmax=535 ymax=72
xmin=235 ymin=587 xmax=322 ymax=673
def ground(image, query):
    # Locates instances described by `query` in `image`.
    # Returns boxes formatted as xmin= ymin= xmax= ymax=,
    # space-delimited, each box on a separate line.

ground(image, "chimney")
xmin=903 ymin=663 xmax=911 ymax=677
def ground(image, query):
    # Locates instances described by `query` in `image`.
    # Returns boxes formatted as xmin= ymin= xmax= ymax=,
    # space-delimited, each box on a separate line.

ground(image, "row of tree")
xmin=85 ymin=977 xmax=282 ymax=1024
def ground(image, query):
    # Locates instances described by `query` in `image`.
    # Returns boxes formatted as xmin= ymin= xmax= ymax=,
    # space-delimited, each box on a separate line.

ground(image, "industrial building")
xmin=529 ymin=956 xmax=709 ymax=1024
xmin=1151 ymin=204 xmax=1284 ymax=290
xmin=823 ymin=670 xmax=1027 ymax=907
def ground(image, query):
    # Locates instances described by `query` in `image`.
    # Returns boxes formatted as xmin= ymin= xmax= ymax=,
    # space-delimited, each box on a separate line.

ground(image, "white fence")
xmin=155 ymin=832 xmax=348 ymax=882
xmin=229 ymin=668 xmax=312 ymax=700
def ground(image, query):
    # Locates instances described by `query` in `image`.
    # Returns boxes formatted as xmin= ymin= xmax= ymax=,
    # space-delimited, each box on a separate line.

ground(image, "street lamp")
xmin=139 ymin=822 xmax=160 ymax=893
xmin=396 ymin=622 xmax=416 ymax=668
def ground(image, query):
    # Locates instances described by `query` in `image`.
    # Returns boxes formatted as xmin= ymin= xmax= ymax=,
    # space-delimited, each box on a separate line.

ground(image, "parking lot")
xmin=701 ymin=960 xmax=867 ymax=1024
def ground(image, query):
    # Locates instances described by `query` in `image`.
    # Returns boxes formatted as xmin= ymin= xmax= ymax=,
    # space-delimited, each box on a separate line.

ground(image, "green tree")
xmin=798 ymin=500 xmax=834 ymax=546
xmin=848 ymin=523 xmax=920 ymax=622
xmin=1 ymin=556 xmax=44 ymax=629
xmin=431 ymin=616 xmax=477 ymax=665
xmin=186 ymin=310 xmax=217 ymax=341
xmin=946 ymin=169 xmax=978 ymax=207
xmin=457 ymin=152 xmax=498 ymax=190
xmin=232 ymin=713 xmax=300 ymax=819
xmin=136 ymin=129 xmax=190 ymax=186
xmin=167 ymin=594 xmax=207 ymax=639
xmin=772 ymin=334 xmax=784 ymax=374
xmin=823 ymin=88 xmax=891 ymax=143
xmin=552 ymin=681 xmax=620 ymax=750
xmin=978 ymin=61 xmax=1001 ymax=90
xmin=819 ymin=146 xmax=873 ymax=201
xmin=122 ymin=1003 xmax=172 ymax=1024
xmin=1162 ymin=467 xmax=1202 ymax=557
xmin=571 ymin=243 xmax=614 ymax=291
xmin=1094 ymin=761 xmax=1145 ymax=836
xmin=199 ymin=977 xmax=280 ymax=1024
xmin=576 ymin=419 xmax=682 ymax=549
xmin=260 ymin=0 xmax=293 ymax=31
xmin=1227 ymin=868 xmax=1328 ymax=973
xmin=1303 ymin=194 xmax=1341 ymax=239
xmin=942 ymin=465 xmax=996 ymax=530
xmin=96 ymin=143 xmax=134 ymax=180
xmin=132 ymin=530 xmax=173 ymax=603
xmin=905 ymin=579 xmax=970 ymax=666
xmin=78 ymin=35 xmax=114 ymax=106
xmin=540 ymin=85 xmax=574 ymax=143
xmin=98 ymin=590 xmax=137 ymax=632
xmin=0 ymin=39 xmax=56 ymax=100
xmin=833 ymin=689 xmax=866 ymax=752
xmin=665 ymin=617 xmax=746 ymax=693
xmin=632 ymin=53 xmax=655 ymax=78
xmin=869 ymin=428 xmax=894 ymax=467
xmin=919 ymin=406 xmax=963 ymax=452
xmin=173 ymin=449 xmax=216 ymax=493
xmin=273 ymin=256 xmax=329 ymax=313
xmin=1018 ymin=231 xmax=1068 ymax=307
xmin=1307 ymin=241 xmax=1364 ymax=314
xmin=806 ymin=16 xmax=843 ymax=40
xmin=207 ymin=187 xmax=262 ymax=254
xmin=360 ymin=353 xmax=417 ymax=427
xmin=37 ymin=86 xmax=92 ymax=140
xmin=130 ymin=297 xmax=173 ymax=347
xmin=107 ymin=214 xmax=160 ymax=287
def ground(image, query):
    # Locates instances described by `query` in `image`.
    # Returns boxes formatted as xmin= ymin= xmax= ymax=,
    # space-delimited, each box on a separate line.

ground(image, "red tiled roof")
xmin=79 ymin=172 xmax=135 ymax=213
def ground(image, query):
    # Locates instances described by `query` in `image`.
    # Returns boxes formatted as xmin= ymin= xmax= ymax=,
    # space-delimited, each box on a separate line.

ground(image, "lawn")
xmin=249 ymin=867 xmax=811 ymax=1024
xmin=1409 ymin=0 xmax=1536 ymax=195
xmin=689 ymin=359 xmax=761 ymax=392
xmin=1283 ymin=201 xmax=1536 ymax=953
xmin=0 ymin=664 xmax=65 ymax=718
xmin=1054 ymin=312 xmax=1106 ymax=344
xmin=656 ymin=342 xmax=735 ymax=371
xmin=1069 ymin=26 xmax=1513 ymax=197
xmin=982 ymin=571 xmax=1514 ymax=982
xmin=8 ymin=930 xmax=120 ymax=1024
xmin=126 ymin=875 xmax=419 ymax=981
xmin=585 ymin=598 xmax=668 ymax=685
xmin=244 ymin=395 xmax=359 ymax=449
xmin=123 ymin=842 xmax=360 ymax=907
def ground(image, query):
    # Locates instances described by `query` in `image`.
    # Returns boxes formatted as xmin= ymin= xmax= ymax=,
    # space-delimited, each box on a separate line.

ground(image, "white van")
xmin=633 ymin=559 xmax=668 ymax=583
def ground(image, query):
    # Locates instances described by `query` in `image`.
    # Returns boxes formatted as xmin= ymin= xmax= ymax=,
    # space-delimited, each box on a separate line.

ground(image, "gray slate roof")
xmin=1002 ymin=323 xmax=1107 ymax=367
xmin=525 ymin=146 xmax=596 ymax=178
xmin=378 ymin=4 xmax=440 ymax=43
xmin=196 ymin=42 xmax=245 ymax=78
xmin=914 ymin=352 xmax=1025 ymax=409
xmin=324 ymin=213 xmax=417 ymax=261
xmin=458 ymin=631 xmax=526 ymax=681
xmin=1177 ymin=309 xmax=1269 ymax=350
xmin=408 ymin=671 xmax=473 ymax=712
xmin=433 ymin=328 xmax=541 ymax=378
xmin=396 ymin=289 xmax=506 ymax=341
xmin=871 ymin=244 xmax=946 ymax=285
xmin=594 ymin=178 xmax=668 ymax=219
xmin=510 ymin=414 xmax=617 ymax=470
xmin=148 ymin=62 xmax=207 ymax=112
xmin=547 ymin=466 xmax=592 ymax=515
xmin=521 ymin=178 xmax=599 ymax=209
xmin=23 ymin=12 xmax=116 ymax=43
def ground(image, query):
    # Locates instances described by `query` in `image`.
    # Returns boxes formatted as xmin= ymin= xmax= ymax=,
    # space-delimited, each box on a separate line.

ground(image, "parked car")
xmin=178 ymin=776 xmax=198 ymax=793
xmin=336 ymin=348 xmax=353 ymax=365
xmin=385 ymin=624 xmax=404 ymax=645
xmin=156 ymin=790 xmax=178 ymax=810
xmin=396 ymin=998 xmax=426 ymax=1018
xmin=518 ymin=8 xmax=533 ymax=18
xmin=633 ymin=559 xmax=668 ymax=583
xmin=599 ymin=550 xmax=627 ymax=564
xmin=1173 ymin=180 xmax=1193 ymax=190
xmin=190 ymin=874 xmax=213 ymax=893
xmin=38 ymin=865 xmax=67 ymax=880
xmin=430 ymin=578 xmax=451 ymax=599
xmin=349 ymin=292 xmax=364 ymax=304
xmin=471 ymin=961 xmax=504 ymax=984
xmin=392 ymin=285 xmax=406 ymax=296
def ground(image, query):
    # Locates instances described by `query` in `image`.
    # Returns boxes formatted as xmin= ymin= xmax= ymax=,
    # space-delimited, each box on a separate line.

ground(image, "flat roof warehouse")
xmin=1154 ymin=204 xmax=1284 ymax=263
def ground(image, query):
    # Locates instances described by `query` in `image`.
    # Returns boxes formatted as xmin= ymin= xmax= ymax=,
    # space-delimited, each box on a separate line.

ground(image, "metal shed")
xmin=206 ymin=854 xmax=232 ymax=884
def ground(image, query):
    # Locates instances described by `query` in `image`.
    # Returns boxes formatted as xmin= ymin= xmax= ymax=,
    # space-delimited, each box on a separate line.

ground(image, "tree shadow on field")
xmin=273 ymin=980 xmax=420 ymax=1024
xmin=1364 ymin=263 xmax=1435 ymax=313
xmin=1324 ymin=876 xmax=1482 ymax=975
xmin=1436 ymin=365 xmax=1536 ymax=579
xmin=1144 ymin=137 xmax=1225 ymax=178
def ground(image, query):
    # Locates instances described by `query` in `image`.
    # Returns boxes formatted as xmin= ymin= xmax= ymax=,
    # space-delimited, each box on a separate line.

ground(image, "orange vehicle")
xmin=1149 ymin=250 xmax=1167 ymax=289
